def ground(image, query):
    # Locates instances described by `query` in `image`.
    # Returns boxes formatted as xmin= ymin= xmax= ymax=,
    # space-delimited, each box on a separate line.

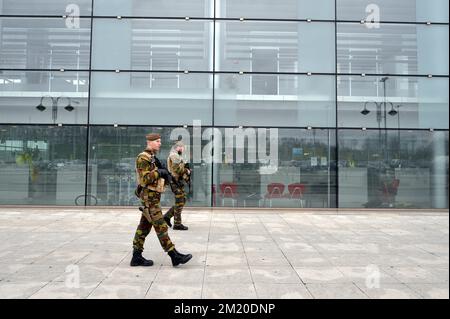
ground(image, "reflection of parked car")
xmin=338 ymin=160 xmax=348 ymax=167
xmin=284 ymin=160 xmax=309 ymax=169
xmin=46 ymin=161 xmax=58 ymax=169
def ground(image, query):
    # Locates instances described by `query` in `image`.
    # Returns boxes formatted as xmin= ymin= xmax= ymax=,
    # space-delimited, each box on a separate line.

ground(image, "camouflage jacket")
xmin=136 ymin=149 xmax=165 ymax=193
xmin=167 ymin=151 xmax=189 ymax=182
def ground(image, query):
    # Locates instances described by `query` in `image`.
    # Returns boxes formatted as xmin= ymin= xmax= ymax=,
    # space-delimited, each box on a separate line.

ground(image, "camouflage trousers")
xmin=132 ymin=189 xmax=175 ymax=253
xmin=165 ymin=184 xmax=186 ymax=225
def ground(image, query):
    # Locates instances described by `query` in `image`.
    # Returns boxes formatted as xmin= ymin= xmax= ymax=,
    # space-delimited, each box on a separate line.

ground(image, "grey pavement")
xmin=0 ymin=208 xmax=448 ymax=299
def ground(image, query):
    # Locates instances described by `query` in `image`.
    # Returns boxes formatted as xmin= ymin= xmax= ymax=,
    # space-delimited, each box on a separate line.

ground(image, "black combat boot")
xmin=130 ymin=249 xmax=154 ymax=267
xmin=168 ymin=249 xmax=192 ymax=267
xmin=163 ymin=214 xmax=173 ymax=228
xmin=173 ymin=224 xmax=189 ymax=231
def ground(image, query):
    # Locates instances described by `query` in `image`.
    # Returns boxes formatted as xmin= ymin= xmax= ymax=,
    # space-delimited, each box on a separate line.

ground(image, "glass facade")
xmin=0 ymin=0 xmax=448 ymax=209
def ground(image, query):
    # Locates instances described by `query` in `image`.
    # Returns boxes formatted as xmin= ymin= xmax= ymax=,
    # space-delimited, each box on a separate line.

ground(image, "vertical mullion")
xmin=335 ymin=0 xmax=339 ymax=210
xmin=211 ymin=0 xmax=216 ymax=207
xmin=84 ymin=0 xmax=95 ymax=206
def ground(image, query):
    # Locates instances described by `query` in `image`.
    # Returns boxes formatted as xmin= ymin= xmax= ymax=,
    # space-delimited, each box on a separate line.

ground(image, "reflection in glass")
xmin=337 ymin=23 xmax=449 ymax=75
xmin=339 ymin=130 xmax=449 ymax=209
xmin=0 ymin=125 xmax=87 ymax=205
xmin=0 ymin=0 xmax=448 ymax=210
xmin=93 ymin=0 xmax=213 ymax=18
xmin=216 ymin=21 xmax=335 ymax=73
xmin=0 ymin=17 xmax=91 ymax=70
xmin=217 ymin=0 xmax=335 ymax=20
xmin=89 ymin=72 xmax=213 ymax=125
xmin=214 ymin=74 xmax=336 ymax=127
xmin=337 ymin=0 xmax=449 ymax=23
xmin=92 ymin=19 xmax=213 ymax=71
xmin=0 ymin=0 xmax=92 ymax=16
xmin=213 ymin=128 xmax=336 ymax=208
xmin=338 ymin=76 xmax=449 ymax=129
xmin=0 ymin=71 xmax=89 ymax=125
xmin=87 ymin=126 xmax=211 ymax=207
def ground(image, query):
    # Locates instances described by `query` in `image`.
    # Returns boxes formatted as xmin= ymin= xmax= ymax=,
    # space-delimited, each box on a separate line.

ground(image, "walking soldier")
xmin=131 ymin=133 xmax=192 ymax=267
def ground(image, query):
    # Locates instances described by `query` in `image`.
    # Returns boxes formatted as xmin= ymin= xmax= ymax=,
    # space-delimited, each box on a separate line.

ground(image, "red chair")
xmin=285 ymin=183 xmax=306 ymax=208
xmin=264 ymin=183 xmax=285 ymax=207
xmin=219 ymin=182 xmax=238 ymax=207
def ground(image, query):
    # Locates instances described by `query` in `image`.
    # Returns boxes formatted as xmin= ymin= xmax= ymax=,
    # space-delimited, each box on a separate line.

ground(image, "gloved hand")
xmin=184 ymin=163 xmax=191 ymax=176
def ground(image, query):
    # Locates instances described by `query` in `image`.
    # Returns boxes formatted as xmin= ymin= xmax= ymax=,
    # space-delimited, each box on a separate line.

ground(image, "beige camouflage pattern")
xmin=136 ymin=150 xmax=166 ymax=193
xmin=165 ymin=150 xmax=189 ymax=225
xmin=167 ymin=152 xmax=188 ymax=181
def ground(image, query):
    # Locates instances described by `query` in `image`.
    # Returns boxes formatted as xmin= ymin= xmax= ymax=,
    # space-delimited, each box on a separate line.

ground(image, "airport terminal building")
xmin=0 ymin=0 xmax=448 ymax=209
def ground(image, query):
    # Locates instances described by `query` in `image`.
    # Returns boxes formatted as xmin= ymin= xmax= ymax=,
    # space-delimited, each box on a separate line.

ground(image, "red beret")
xmin=146 ymin=133 xmax=161 ymax=141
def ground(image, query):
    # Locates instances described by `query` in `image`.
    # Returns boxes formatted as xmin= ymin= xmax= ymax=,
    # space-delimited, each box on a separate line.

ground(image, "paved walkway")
xmin=0 ymin=208 xmax=448 ymax=299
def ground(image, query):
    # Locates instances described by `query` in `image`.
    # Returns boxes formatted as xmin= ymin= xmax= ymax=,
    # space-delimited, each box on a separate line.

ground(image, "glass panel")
xmin=92 ymin=19 xmax=213 ymax=71
xmin=337 ymin=23 xmax=449 ymax=75
xmin=87 ymin=126 xmax=212 ymax=207
xmin=90 ymin=72 xmax=213 ymax=125
xmin=337 ymin=0 xmax=449 ymax=23
xmin=0 ymin=71 xmax=89 ymax=125
xmin=214 ymin=74 xmax=336 ymax=127
xmin=0 ymin=17 xmax=91 ymax=70
xmin=0 ymin=125 xmax=87 ymax=205
xmin=213 ymin=128 xmax=337 ymax=208
xmin=216 ymin=21 xmax=335 ymax=73
xmin=217 ymin=0 xmax=335 ymax=20
xmin=93 ymin=0 xmax=213 ymax=18
xmin=339 ymin=129 xmax=449 ymax=209
xmin=0 ymin=0 xmax=92 ymax=16
xmin=338 ymin=76 xmax=449 ymax=129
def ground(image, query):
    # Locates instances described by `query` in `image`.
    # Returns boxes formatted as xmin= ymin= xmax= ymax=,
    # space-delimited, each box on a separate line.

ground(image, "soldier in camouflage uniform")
xmin=164 ymin=141 xmax=190 ymax=231
xmin=130 ymin=133 xmax=192 ymax=267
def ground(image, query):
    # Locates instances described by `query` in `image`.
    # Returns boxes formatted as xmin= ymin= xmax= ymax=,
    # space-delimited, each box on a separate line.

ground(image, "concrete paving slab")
xmin=0 ymin=208 xmax=447 ymax=299
xmin=306 ymin=283 xmax=369 ymax=299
